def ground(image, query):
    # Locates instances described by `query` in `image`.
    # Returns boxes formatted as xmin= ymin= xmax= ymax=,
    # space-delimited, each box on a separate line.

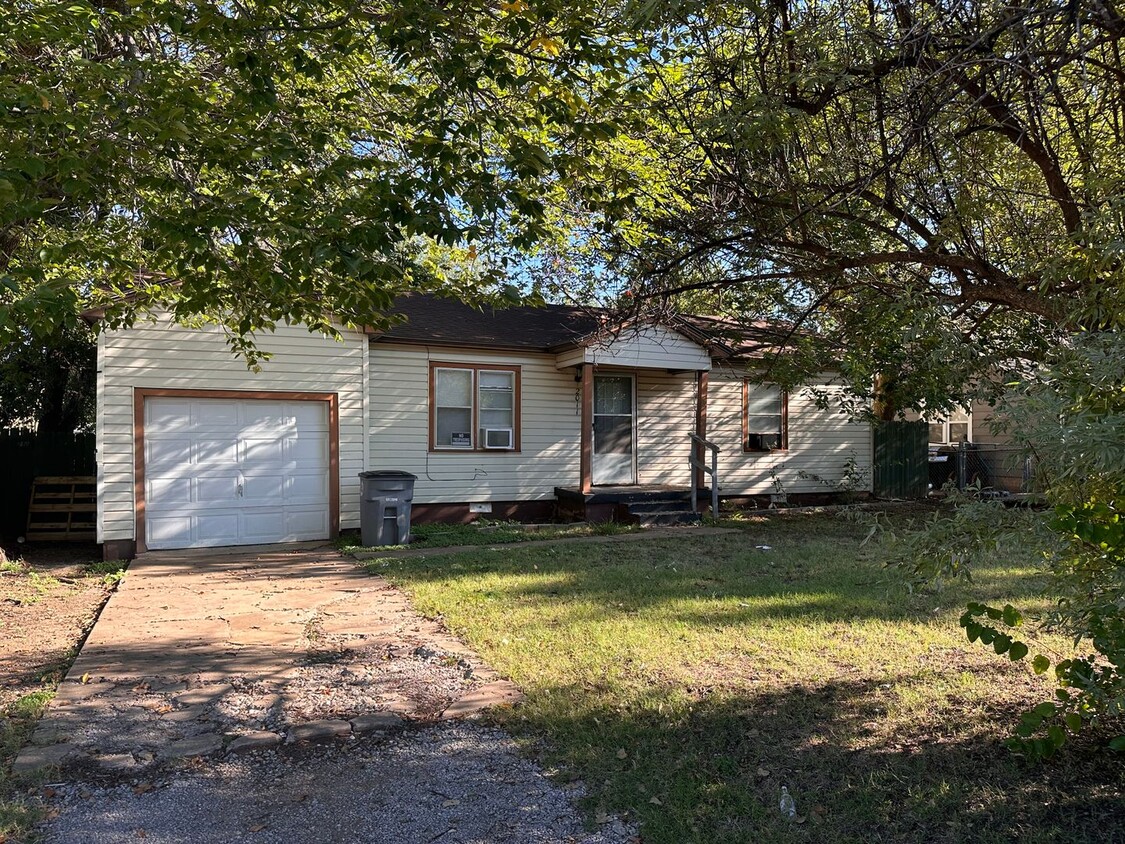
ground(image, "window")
xmin=743 ymin=383 xmax=787 ymax=452
xmin=928 ymin=408 xmax=971 ymax=445
xmin=431 ymin=364 xmax=520 ymax=451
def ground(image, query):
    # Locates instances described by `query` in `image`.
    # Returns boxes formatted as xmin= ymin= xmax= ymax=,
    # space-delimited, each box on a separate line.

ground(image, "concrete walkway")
xmin=15 ymin=543 xmax=518 ymax=775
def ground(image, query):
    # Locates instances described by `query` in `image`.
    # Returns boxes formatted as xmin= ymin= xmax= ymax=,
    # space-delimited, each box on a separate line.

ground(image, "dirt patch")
xmin=0 ymin=544 xmax=113 ymax=712
xmin=275 ymin=641 xmax=481 ymax=723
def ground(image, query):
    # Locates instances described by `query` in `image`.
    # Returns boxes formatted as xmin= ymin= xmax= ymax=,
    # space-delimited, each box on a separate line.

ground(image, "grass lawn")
xmin=364 ymin=513 xmax=1125 ymax=844
xmin=339 ymin=519 xmax=637 ymax=553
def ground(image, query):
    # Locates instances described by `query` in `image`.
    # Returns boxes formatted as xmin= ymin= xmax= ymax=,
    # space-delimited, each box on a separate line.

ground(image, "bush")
xmin=882 ymin=333 xmax=1125 ymax=757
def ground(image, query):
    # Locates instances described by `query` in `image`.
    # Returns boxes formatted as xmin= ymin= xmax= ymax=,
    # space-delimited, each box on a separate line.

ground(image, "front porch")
xmin=554 ymin=485 xmax=706 ymax=526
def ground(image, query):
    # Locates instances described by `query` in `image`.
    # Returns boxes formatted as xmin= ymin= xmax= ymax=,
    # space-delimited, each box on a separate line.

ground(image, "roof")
xmin=373 ymin=295 xmax=603 ymax=351
xmin=374 ymin=294 xmax=791 ymax=360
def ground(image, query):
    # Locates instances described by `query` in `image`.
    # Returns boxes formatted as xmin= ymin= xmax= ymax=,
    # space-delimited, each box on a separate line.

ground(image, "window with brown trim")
xmin=743 ymin=382 xmax=788 ymax=452
xmin=430 ymin=363 xmax=521 ymax=451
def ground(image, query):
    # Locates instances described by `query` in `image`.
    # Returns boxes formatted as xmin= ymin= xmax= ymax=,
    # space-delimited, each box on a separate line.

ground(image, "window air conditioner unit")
xmin=480 ymin=428 xmax=514 ymax=449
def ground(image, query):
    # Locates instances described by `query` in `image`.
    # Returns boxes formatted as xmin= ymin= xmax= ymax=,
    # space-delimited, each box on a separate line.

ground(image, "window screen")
xmin=434 ymin=368 xmax=474 ymax=448
xmin=746 ymin=385 xmax=784 ymax=451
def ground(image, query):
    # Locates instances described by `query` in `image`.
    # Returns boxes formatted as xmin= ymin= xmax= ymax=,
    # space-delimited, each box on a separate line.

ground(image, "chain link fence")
xmin=928 ymin=443 xmax=1036 ymax=496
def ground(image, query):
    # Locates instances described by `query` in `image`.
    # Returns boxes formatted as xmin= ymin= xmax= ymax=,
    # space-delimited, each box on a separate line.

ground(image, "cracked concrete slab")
xmin=15 ymin=542 xmax=523 ymax=776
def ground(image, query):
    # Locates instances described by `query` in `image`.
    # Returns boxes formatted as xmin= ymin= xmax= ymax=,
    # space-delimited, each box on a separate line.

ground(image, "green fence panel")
xmin=0 ymin=430 xmax=96 ymax=539
xmin=873 ymin=420 xmax=929 ymax=499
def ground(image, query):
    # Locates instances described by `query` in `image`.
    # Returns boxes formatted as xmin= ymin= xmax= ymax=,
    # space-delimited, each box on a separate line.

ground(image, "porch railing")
xmin=689 ymin=434 xmax=721 ymax=518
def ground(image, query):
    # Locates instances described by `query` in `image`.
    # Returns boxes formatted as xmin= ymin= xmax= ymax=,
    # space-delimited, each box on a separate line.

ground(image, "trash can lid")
xmin=358 ymin=470 xmax=418 ymax=480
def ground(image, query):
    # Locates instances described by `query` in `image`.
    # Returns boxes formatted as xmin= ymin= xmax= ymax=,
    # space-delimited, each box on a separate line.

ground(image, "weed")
xmin=83 ymin=559 xmax=128 ymax=586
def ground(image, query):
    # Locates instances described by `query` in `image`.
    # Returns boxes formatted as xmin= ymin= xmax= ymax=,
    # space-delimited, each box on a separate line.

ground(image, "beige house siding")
xmin=555 ymin=325 xmax=711 ymax=371
xmin=369 ymin=343 xmax=580 ymax=504
xmin=96 ymin=316 xmax=369 ymax=543
xmin=708 ymin=368 xmax=874 ymax=495
xmin=636 ymin=370 xmax=696 ymax=486
xmin=969 ymin=399 xmax=1013 ymax=445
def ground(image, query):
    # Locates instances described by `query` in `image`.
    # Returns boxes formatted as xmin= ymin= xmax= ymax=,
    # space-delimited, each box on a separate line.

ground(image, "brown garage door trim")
xmin=133 ymin=388 xmax=340 ymax=554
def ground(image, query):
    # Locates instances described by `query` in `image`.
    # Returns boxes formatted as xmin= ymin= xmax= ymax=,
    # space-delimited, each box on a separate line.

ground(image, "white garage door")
xmin=144 ymin=397 xmax=331 ymax=550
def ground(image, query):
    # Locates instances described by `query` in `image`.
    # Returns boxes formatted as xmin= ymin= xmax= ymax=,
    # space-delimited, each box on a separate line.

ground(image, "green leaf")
xmin=993 ymin=634 xmax=1012 ymax=655
xmin=1064 ymin=713 xmax=1082 ymax=732
xmin=1032 ymin=655 xmax=1050 ymax=674
xmin=1008 ymin=641 xmax=1029 ymax=661
xmin=1001 ymin=605 xmax=1022 ymax=627
xmin=1108 ymin=736 xmax=1125 ymax=752
xmin=1047 ymin=724 xmax=1066 ymax=749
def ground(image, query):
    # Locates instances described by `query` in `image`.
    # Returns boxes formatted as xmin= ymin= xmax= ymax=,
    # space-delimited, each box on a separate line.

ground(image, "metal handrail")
xmin=689 ymin=433 xmax=721 ymax=518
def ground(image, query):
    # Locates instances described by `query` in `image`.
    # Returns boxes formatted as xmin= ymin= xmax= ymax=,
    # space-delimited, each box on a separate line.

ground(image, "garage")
xmin=140 ymin=395 xmax=334 ymax=550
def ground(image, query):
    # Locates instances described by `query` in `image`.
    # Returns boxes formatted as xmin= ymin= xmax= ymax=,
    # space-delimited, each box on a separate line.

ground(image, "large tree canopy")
xmin=1 ymin=0 xmax=641 ymax=355
xmin=576 ymin=0 xmax=1125 ymax=413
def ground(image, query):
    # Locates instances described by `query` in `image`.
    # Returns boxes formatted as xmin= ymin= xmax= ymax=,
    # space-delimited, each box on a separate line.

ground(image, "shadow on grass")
xmin=367 ymin=519 xmax=1121 ymax=842
xmin=368 ymin=524 xmax=1054 ymax=627
xmin=498 ymin=674 xmax=1125 ymax=844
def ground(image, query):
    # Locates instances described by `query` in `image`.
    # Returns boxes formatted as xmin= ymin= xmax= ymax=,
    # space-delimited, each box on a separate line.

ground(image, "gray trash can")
xmin=358 ymin=471 xmax=417 ymax=546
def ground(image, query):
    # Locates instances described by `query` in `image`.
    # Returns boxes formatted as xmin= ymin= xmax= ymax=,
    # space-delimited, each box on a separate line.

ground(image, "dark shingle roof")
xmin=373 ymin=294 xmax=793 ymax=359
xmin=374 ymin=295 xmax=604 ymax=351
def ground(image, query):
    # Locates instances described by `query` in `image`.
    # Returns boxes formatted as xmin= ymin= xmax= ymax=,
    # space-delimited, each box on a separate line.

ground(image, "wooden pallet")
xmin=25 ymin=476 xmax=96 ymax=541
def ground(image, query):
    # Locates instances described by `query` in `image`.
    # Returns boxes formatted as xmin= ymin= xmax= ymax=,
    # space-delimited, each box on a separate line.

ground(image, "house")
xmin=905 ymin=398 xmax=1030 ymax=494
xmin=90 ymin=295 xmax=874 ymax=558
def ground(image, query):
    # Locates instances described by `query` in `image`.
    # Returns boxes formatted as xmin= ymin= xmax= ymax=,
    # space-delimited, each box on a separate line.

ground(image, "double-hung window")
xmin=431 ymin=364 xmax=519 ymax=451
xmin=743 ymin=383 xmax=787 ymax=452
xmin=928 ymin=408 xmax=971 ymax=445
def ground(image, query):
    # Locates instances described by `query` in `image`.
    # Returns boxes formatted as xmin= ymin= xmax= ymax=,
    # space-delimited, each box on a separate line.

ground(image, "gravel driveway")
xmin=21 ymin=543 xmax=634 ymax=842
xmin=43 ymin=722 xmax=635 ymax=843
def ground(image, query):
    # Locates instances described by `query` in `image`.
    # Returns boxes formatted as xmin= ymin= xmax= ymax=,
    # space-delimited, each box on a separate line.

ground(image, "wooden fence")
xmin=0 ymin=430 xmax=96 ymax=540
xmin=872 ymin=420 xmax=929 ymax=499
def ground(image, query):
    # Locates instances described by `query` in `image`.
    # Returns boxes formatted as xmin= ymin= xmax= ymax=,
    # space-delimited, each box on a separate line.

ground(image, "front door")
xmin=592 ymin=374 xmax=636 ymax=485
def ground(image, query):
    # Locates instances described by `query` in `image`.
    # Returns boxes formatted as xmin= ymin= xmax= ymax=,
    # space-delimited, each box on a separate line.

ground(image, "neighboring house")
xmin=905 ymin=397 xmax=1031 ymax=494
xmin=89 ymin=296 xmax=873 ymax=558
xmin=908 ymin=401 xmax=1010 ymax=448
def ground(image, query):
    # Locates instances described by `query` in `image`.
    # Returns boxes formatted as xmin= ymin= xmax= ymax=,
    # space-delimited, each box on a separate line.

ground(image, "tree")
xmin=543 ymin=0 xmax=1124 ymax=752
xmin=581 ymin=0 xmax=1124 ymax=413
xmin=0 ymin=323 xmax=95 ymax=433
xmin=881 ymin=333 xmax=1125 ymax=756
xmin=1 ymin=0 xmax=641 ymax=357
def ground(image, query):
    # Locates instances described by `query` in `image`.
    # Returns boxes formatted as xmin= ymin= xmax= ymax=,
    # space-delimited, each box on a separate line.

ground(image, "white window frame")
xmin=927 ymin=408 xmax=972 ymax=445
xmin=430 ymin=363 xmax=520 ymax=452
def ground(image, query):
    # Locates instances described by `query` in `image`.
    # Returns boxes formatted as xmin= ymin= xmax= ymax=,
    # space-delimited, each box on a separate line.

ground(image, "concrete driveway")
xmin=16 ymin=542 xmax=519 ymax=774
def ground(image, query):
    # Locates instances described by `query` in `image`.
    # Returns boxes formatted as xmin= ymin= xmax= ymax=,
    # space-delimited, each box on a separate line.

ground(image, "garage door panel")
xmin=146 ymin=437 xmax=193 ymax=470
xmin=192 ymin=401 xmax=240 ymax=429
xmin=193 ymin=438 xmax=239 ymax=465
xmin=148 ymin=477 xmax=192 ymax=507
xmin=285 ymin=508 xmax=330 ymax=537
xmin=242 ymin=474 xmax=284 ymax=501
xmin=243 ymin=437 xmax=285 ymax=463
xmin=144 ymin=396 xmax=332 ymax=550
xmin=288 ymin=435 xmax=328 ymax=463
xmin=284 ymin=472 xmax=329 ymax=503
xmin=197 ymin=512 xmax=240 ymax=543
xmin=147 ymin=400 xmax=196 ymax=430
xmin=242 ymin=402 xmax=288 ymax=430
xmin=195 ymin=475 xmax=240 ymax=505
xmin=147 ymin=514 xmax=192 ymax=547
xmin=291 ymin=402 xmax=328 ymax=428
xmin=242 ymin=510 xmax=286 ymax=543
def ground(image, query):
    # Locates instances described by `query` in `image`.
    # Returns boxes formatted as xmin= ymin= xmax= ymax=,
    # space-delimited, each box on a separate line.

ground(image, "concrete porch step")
xmin=625 ymin=500 xmax=702 ymax=527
